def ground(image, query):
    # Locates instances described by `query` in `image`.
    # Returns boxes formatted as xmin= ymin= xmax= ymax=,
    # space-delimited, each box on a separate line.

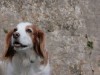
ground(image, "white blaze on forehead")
xmin=17 ymin=22 xmax=32 ymax=29
xmin=16 ymin=22 xmax=32 ymax=36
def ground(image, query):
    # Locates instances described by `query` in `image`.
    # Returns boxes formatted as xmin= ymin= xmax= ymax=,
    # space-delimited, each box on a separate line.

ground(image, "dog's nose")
xmin=13 ymin=32 xmax=20 ymax=39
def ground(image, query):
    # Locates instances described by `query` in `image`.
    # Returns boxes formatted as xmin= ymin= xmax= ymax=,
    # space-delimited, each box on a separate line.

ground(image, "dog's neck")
xmin=13 ymin=48 xmax=37 ymax=64
xmin=10 ymin=48 xmax=44 ymax=74
xmin=15 ymin=48 xmax=35 ymax=56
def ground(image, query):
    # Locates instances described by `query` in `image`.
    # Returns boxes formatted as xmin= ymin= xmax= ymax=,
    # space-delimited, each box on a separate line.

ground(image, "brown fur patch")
xmin=3 ymin=29 xmax=16 ymax=59
xmin=31 ymin=25 xmax=48 ymax=65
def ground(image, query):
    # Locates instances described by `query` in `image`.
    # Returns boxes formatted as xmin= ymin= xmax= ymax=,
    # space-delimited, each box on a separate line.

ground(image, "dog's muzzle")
xmin=13 ymin=41 xmax=27 ymax=48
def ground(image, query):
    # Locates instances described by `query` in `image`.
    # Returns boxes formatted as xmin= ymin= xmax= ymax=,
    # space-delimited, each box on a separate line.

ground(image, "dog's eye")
xmin=14 ymin=28 xmax=17 ymax=32
xmin=26 ymin=29 xmax=32 ymax=33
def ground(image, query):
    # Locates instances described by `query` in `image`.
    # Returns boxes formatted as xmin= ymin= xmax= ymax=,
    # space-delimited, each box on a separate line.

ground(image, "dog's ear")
xmin=37 ymin=30 xmax=46 ymax=58
xmin=3 ymin=30 xmax=16 ymax=59
xmin=33 ymin=29 xmax=46 ymax=58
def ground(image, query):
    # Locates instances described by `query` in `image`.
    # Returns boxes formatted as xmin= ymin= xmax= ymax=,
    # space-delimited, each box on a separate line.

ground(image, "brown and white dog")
xmin=0 ymin=22 xmax=50 ymax=75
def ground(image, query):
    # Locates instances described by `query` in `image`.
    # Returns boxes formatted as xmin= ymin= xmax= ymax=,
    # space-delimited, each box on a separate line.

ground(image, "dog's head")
xmin=3 ymin=22 xmax=47 ymax=60
xmin=12 ymin=22 xmax=33 ymax=51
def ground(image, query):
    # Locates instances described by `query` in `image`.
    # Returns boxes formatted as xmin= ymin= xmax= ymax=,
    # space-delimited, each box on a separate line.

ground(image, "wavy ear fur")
xmin=34 ymin=29 xmax=46 ymax=58
xmin=33 ymin=28 xmax=48 ymax=64
xmin=3 ymin=30 xmax=16 ymax=59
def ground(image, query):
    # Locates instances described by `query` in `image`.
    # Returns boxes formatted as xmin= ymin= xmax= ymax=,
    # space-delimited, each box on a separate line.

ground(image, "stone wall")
xmin=0 ymin=0 xmax=100 ymax=75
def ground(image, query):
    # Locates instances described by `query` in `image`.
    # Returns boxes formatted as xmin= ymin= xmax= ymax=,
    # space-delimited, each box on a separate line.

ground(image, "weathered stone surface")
xmin=0 ymin=0 xmax=100 ymax=75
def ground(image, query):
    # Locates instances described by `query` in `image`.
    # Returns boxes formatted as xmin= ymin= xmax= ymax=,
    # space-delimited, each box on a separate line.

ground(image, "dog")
xmin=0 ymin=22 xmax=50 ymax=75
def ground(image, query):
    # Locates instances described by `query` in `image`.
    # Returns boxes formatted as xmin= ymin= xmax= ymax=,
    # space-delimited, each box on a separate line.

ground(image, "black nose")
xmin=13 ymin=32 xmax=20 ymax=39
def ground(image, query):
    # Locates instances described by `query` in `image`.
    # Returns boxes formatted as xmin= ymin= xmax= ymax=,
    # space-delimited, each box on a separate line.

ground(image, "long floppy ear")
xmin=3 ymin=30 xmax=16 ymax=59
xmin=33 ymin=29 xmax=48 ymax=59
xmin=34 ymin=29 xmax=45 ymax=58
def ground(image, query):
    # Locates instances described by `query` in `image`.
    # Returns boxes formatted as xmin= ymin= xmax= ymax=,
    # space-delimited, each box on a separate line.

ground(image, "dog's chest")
xmin=13 ymin=53 xmax=35 ymax=65
xmin=11 ymin=53 xmax=41 ymax=75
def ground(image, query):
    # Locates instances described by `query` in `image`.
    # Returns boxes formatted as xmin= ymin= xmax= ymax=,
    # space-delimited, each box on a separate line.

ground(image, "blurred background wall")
xmin=0 ymin=0 xmax=100 ymax=75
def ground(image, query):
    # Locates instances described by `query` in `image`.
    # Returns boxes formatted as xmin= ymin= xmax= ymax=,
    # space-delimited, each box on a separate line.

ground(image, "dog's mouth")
xmin=13 ymin=41 xmax=27 ymax=48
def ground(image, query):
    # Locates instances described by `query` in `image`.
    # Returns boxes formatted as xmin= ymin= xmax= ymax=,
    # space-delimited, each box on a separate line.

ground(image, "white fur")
xmin=6 ymin=49 xmax=50 ymax=75
xmin=12 ymin=22 xmax=33 ymax=51
xmin=0 ymin=22 xmax=50 ymax=75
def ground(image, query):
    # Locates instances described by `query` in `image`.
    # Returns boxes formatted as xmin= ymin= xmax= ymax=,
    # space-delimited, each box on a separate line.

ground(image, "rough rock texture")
xmin=0 ymin=0 xmax=100 ymax=75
